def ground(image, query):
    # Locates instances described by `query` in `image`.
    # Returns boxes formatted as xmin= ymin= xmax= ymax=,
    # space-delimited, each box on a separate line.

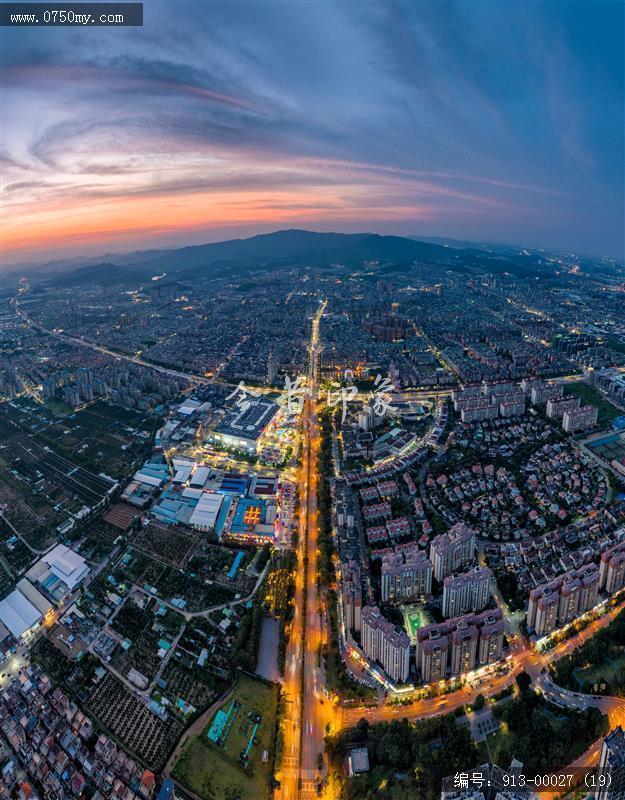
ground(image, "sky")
xmin=1 ymin=0 xmax=623 ymax=267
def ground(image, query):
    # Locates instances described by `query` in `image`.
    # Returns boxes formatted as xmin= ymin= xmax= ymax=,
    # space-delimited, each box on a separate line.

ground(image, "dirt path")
xmin=163 ymin=685 xmax=234 ymax=776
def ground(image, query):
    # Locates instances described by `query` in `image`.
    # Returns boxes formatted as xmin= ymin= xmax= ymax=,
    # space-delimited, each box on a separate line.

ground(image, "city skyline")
xmin=2 ymin=0 xmax=624 ymax=265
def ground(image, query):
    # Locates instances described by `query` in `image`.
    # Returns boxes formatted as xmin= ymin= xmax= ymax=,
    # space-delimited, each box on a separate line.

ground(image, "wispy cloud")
xmin=1 ymin=0 xmax=622 ymax=263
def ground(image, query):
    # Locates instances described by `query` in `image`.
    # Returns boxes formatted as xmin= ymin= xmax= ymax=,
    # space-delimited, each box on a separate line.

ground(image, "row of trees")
xmin=551 ymin=608 xmax=625 ymax=695
xmin=262 ymin=550 xmax=297 ymax=676
xmin=317 ymin=409 xmax=336 ymax=585
xmin=232 ymin=548 xmax=295 ymax=674
xmin=231 ymin=600 xmax=264 ymax=672
xmin=325 ymin=677 xmax=610 ymax=800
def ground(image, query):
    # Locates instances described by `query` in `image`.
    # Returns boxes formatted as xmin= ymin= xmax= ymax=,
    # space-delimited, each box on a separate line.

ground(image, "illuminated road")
xmin=276 ymin=301 xmax=330 ymax=800
xmin=391 ymin=372 xmax=589 ymax=405
xmin=284 ymin=328 xmax=625 ymax=797
xmin=300 ymin=303 xmax=336 ymax=800
xmin=15 ymin=290 xmax=625 ymax=794
xmin=534 ymin=673 xmax=625 ymax=798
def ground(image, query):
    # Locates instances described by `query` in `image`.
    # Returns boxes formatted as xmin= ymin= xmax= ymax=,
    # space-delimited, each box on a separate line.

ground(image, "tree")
xmin=516 ymin=671 xmax=532 ymax=693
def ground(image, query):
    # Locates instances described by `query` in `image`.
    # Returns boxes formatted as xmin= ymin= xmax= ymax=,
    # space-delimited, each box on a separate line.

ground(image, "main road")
xmin=276 ymin=300 xmax=331 ymax=800
xmin=17 ymin=289 xmax=625 ymax=792
xmin=276 ymin=302 xmax=625 ymax=797
xmin=299 ymin=303 xmax=335 ymax=800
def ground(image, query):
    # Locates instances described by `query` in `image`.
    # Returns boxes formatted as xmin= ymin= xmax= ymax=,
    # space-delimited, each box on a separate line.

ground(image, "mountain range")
xmin=33 ymin=229 xmax=553 ymax=288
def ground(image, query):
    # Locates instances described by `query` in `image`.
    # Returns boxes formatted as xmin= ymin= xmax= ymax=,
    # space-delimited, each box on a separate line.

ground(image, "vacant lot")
xmin=172 ymin=672 xmax=278 ymax=800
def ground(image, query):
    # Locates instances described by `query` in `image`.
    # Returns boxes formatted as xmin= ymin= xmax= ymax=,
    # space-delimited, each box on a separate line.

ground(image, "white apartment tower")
xmin=442 ymin=566 xmax=491 ymax=618
xmin=361 ymin=605 xmax=410 ymax=684
xmin=429 ymin=523 xmax=476 ymax=582
xmin=381 ymin=547 xmax=433 ymax=602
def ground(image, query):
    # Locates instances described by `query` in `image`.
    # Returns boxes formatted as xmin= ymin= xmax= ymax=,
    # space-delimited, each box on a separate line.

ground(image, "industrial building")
xmin=188 ymin=491 xmax=225 ymax=531
xmin=25 ymin=544 xmax=90 ymax=603
xmin=0 ymin=579 xmax=53 ymax=642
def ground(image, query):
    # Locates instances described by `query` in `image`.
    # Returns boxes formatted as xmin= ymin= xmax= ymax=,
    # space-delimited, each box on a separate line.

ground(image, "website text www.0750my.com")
xmin=1 ymin=3 xmax=143 ymax=26
xmin=11 ymin=10 xmax=120 ymax=23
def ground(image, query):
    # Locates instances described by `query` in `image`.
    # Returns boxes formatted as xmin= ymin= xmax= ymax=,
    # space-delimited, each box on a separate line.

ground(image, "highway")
xmin=275 ymin=309 xmax=625 ymax=797
xmin=15 ymin=288 xmax=625 ymax=795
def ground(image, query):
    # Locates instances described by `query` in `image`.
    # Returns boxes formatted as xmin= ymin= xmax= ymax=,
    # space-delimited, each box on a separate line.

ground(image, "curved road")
xmin=340 ymin=596 xmax=625 ymax=728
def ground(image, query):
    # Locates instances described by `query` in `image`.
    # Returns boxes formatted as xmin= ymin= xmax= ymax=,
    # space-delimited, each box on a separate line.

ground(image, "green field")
xmin=172 ymin=672 xmax=278 ymax=800
xmin=404 ymin=604 xmax=432 ymax=643
xmin=564 ymin=382 xmax=622 ymax=429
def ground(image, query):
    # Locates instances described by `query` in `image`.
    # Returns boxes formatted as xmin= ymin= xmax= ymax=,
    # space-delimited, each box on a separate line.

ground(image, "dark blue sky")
xmin=2 ymin=0 xmax=623 ymax=263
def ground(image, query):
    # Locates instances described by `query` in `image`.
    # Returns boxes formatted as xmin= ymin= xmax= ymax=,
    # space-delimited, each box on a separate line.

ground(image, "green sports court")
xmin=403 ymin=604 xmax=432 ymax=643
xmin=587 ymin=432 xmax=625 ymax=464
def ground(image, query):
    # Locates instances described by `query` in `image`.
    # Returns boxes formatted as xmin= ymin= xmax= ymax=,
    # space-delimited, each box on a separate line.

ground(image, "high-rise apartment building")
xmin=530 ymin=382 xmax=563 ymax=406
xmin=562 ymin=404 xmax=598 ymax=433
xmin=266 ymin=351 xmax=277 ymax=384
xmin=595 ymin=727 xmax=625 ymax=800
xmin=341 ymin=560 xmax=362 ymax=633
xmin=416 ymin=609 xmax=503 ymax=682
xmin=600 ymin=537 xmax=625 ymax=595
xmin=527 ymin=563 xmax=600 ymax=636
xmin=442 ymin=566 xmax=491 ymax=618
xmin=361 ymin=605 xmax=410 ymax=684
xmin=546 ymin=395 xmax=580 ymax=421
xmin=381 ymin=546 xmax=432 ymax=602
xmin=429 ymin=523 xmax=476 ymax=582
xmin=450 ymin=622 xmax=478 ymax=677
xmin=419 ymin=634 xmax=449 ymax=683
